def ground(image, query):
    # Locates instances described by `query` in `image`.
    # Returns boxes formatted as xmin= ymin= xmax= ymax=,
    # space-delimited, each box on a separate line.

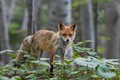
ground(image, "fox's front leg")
xmin=61 ymin=50 xmax=66 ymax=63
xmin=50 ymin=50 xmax=54 ymax=73
xmin=15 ymin=52 xmax=24 ymax=62
xmin=15 ymin=43 xmax=27 ymax=62
xmin=61 ymin=54 xmax=65 ymax=63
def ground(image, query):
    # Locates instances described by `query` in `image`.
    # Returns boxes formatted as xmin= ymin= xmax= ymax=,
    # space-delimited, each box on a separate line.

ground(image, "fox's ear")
xmin=58 ymin=22 xmax=65 ymax=30
xmin=71 ymin=24 xmax=77 ymax=31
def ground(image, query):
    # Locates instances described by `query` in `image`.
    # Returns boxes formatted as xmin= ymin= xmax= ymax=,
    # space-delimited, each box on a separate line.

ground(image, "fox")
xmin=15 ymin=23 xmax=77 ymax=73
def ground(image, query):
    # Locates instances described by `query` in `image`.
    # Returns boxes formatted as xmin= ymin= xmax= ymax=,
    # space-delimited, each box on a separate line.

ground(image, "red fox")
xmin=15 ymin=23 xmax=77 ymax=73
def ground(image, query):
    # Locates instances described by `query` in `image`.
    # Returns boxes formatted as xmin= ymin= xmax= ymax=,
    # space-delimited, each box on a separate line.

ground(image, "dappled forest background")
xmin=0 ymin=0 xmax=120 ymax=65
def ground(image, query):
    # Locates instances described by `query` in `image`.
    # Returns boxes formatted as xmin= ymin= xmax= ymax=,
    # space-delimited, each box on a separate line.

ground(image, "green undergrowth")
xmin=0 ymin=41 xmax=120 ymax=80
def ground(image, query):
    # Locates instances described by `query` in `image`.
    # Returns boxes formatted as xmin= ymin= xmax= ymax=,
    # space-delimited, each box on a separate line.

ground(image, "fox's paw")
xmin=13 ymin=62 xmax=21 ymax=67
xmin=12 ymin=59 xmax=22 ymax=67
xmin=49 ymin=73 xmax=54 ymax=78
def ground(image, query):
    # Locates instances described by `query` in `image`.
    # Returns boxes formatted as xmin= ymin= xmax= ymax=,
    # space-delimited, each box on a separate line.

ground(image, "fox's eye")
xmin=63 ymin=33 xmax=66 ymax=36
xmin=69 ymin=34 xmax=72 ymax=37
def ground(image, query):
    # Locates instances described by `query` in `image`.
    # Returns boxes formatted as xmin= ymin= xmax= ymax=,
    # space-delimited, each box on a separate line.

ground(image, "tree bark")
xmin=7 ymin=0 xmax=16 ymax=25
xmin=104 ymin=0 xmax=120 ymax=59
xmin=21 ymin=0 xmax=40 ymax=35
xmin=27 ymin=0 xmax=33 ymax=35
xmin=80 ymin=0 xmax=95 ymax=48
xmin=0 ymin=0 xmax=10 ymax=64
xmin=48 ymin=0 xmax=71 ymax=31
xmin=33 ymin=0 xmax=41 ymax=32
xmin=21 ymin=8 xmax=28 ymax=31
xmin=93 ymin=1 xmax=98 ymax=52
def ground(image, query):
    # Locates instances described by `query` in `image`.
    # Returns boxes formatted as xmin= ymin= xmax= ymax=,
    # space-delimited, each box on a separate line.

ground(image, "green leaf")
xmin=10 ymin=76 xmax=21 ymax=80
xmin=0 ymin=50 xmax=14 ymax=54
xmin=74 ymin=40 xmax=92 ymax=46
xmin=5 ymin=54 xmax=17 ymax=59
xmin=76 ymin=74 xmax=92 ymax=80
xmin=30 ymin=61 xmax=50 ymax=67
xmin=30 ymin=60 xmax=39 ymax=64
xmin=97 ymin=64 xmax=116 ymax=79
xmin=87 ymin=51 xmax=97 ymax=56
xmin=39 ymin=62 xmax=50 ymax=67
xmin=71 ymin=41 xmax=75 ymax=46
xmin=49 ymin=77 xmax=61 ymax=80
xmin=24 ymin=55 xmax=36 ymax=60
xmin=0 ymin=77 xmax=9 ymax=80
xmin=74 ymin=57 xmax=101 ymax=68
xmin=17 ymin=50 xmax=28 ymax=54
xmin=70 ymin=71 xmax=79 ymax=75
xmin=25 ymin=74 xmax=36 ymax=79
xmin=39 ymin=58 xmax=49 ymax=61
xmin=102 ymin=59 xmax=119 ymax=65
xmin=17 ymin=69 xmax=25 ymax=74
xmin=65 ymin=59 xmax=73 ymax=65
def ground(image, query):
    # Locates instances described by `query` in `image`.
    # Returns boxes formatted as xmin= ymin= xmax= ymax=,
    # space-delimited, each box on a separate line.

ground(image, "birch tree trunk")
xmin=0 ymin=0 xmax=10 ymax=64
xmin=80 ymin=0 xmax=95 ymax=48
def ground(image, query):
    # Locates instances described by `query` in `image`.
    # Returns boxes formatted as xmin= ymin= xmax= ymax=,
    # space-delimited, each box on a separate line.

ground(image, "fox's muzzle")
xmin=66 ymin=39 xmax=69 ymax=42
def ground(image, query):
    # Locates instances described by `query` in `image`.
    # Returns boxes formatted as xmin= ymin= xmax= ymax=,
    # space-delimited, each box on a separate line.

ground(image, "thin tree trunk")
xmin=7 ymin=0 xmax=16 ymax=25
xmin=21 ymin=0 xmax=40 ymax=35
xmin=0 ymin=0 xmax=10 ymax=64
xmin=93 ymin=1 xmax=98 ymax=52
xmin=33 ymin=0 xmax=41 ymax=32
xmin=21 ymin=8 xmax=28 ymax=31
xmin=27 ymin=0 xmax=33 ymax=35
xmin=80 ymin=0 xmax=95 ymax=48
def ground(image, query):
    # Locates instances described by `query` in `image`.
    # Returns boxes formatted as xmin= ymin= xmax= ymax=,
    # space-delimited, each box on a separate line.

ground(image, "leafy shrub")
xmin=0 ymin=41 xmax=120 ymax=80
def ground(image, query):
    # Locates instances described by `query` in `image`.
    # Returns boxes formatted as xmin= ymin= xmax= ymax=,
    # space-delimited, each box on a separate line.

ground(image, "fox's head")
xmin=58 ymin=23 xmax=77 ymax=43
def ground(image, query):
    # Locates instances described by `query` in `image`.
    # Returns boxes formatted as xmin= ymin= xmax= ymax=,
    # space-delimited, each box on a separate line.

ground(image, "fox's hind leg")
xmin=37 ymin=50 xmax=43 ymax=60
xmin=30 ymin=41 xmax=40 ymax=58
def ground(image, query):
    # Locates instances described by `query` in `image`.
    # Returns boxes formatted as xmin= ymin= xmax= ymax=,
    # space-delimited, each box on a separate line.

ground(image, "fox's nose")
xmin=66 ymin=39 xmax=69 ymax=42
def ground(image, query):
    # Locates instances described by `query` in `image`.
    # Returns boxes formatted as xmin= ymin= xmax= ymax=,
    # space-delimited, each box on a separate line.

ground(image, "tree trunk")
xmin=27 ymin=0 xmax=33 ymax=35
xmin=21 ymin=8 xmax=28 ymax=31
xmin=27 ymin=0 xmax=40 ymax=35
xmin=33 ymin=0 xmax=41 ymax=32
xmin=7 ymin=0 xmax=16 ymax=25
xmin=21 ymin=0 xmax=40 ymax=35
xmin=104 ymin=0 xmax=120 ymax=59
xmin=80 ymin=0 xmax=95 ymax=48
xmin=93 ymin=1 xmax=98 ymax=52
xmin=48 ymin=0 xmax=71 ymax=31
xmin=0 ymin=0 xmax=10 ymax=64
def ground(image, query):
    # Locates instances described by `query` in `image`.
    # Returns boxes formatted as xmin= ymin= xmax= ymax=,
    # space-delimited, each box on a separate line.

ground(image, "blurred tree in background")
xmin=104 ymin=0 xmax=120 ymax=59
xmin=48 ymin=0 xmax=71 ymax=30
xmin=0 ymin=0 xmax=10 ymax=64
xmin=0 ymin=0 xmax=120 ymax=65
